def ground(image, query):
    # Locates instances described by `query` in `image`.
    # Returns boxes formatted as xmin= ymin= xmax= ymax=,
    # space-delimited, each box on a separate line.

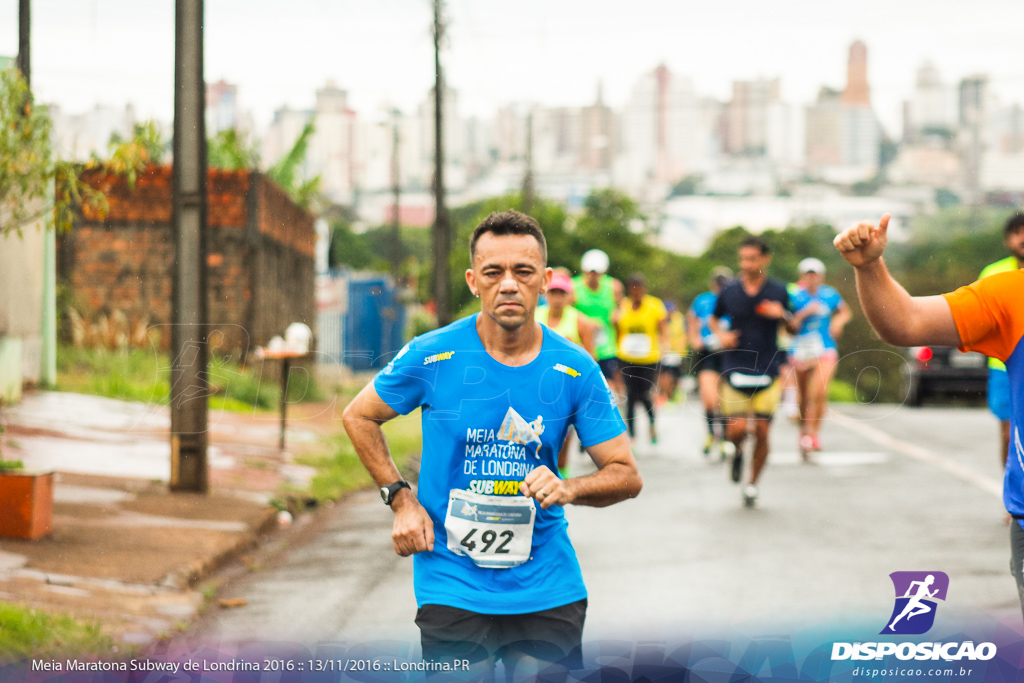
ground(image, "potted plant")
xmin=0 ymin=415 xmax=54 ymax=541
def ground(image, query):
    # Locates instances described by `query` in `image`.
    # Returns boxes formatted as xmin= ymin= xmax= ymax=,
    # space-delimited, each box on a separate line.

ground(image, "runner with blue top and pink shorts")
xmin=789 ymin=257 xmax=852 ymax=459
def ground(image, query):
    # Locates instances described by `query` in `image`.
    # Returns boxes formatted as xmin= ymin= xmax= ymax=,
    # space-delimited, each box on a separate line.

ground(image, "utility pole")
xmin=432 ymin=0 xmax=452 ymax=326
xmin=169 ymin=0 xmax=209 ymax=493
xmin=521 ymin=108 xmax=535 ymax=215
xmin=17 ymin=0 xmax=30 ymax=86
xmin=19 ymin=0 xmax=56 ymax=389
xmin=390 ymin=108 xmax=402 ymax=283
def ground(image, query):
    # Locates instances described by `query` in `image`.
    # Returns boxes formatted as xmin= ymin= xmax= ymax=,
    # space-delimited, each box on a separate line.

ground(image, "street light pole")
xmin=170 ymin=0 xmax=209 ymax=493
xmin=391 ymin=108 xmax=402 ymax=283
xmin=17 ymin=0 xmax=30 ymax=87
xmin=432 ymin=0 xmax=452 ymax=326
xmin=522 ymin=108 xmax=534 ymax=215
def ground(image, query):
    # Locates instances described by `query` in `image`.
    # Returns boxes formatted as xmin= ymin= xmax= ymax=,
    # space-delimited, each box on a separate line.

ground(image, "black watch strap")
xmin=380 ymin=480 xmax=411 ymax=505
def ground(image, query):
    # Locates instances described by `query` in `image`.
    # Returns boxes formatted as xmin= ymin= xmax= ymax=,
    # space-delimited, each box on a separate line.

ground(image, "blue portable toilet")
xmin=342 ymin=273 xmax=406 ymax=371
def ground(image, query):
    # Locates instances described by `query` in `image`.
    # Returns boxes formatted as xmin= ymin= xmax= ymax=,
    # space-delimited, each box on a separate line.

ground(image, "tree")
xmin=267 ymin=120 xmax=321 ymax=210
xmin=0 ymin=67 xmax=105 ymax=236
xmin=668 ymin=174 xmax=702 ymax=197
xmin=207 ymin=128 xmax=259 ymax=171
xmin=104 ymin=121 xmax=167 ymax=189
xmin=570 ymin=188 xmax=654 ymax=280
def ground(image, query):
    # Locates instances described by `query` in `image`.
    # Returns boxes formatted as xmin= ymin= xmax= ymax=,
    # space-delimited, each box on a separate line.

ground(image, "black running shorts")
xmin=415 ymin=598 xmax=587 ymax=670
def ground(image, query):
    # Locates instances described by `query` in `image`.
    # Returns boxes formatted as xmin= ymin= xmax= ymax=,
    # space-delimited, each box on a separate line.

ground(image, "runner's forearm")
xmin=564 ymin=462 xmax=642 ymax=507
xmin=853 ymin=259 xmax=934 ymax=346
xmin=685 ymin=312 xmax=703 ymax=349
xmin=343 ymin=415 xmax=404 ymax=487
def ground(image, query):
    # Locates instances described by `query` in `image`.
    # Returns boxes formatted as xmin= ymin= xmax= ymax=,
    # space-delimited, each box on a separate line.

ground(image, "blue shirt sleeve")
xmin=824 ymin=286 xmax=844 ymax=313
xmin=373 ymin=340 xmax=431 ymax=415
xmin=790 ymin=288 xmax=810 ymax=313
xmin=573 ymin=365 xmax=627 ymax=448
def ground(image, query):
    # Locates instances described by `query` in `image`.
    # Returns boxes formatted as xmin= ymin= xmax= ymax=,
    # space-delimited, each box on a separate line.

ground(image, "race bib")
xmin=594 ymin=327 xmax=609 ymax=347
xmin=621 ymin=333 xmax=653 ymax=358
xmin=661 ymin=352 xmax=683 ymax=367
xmin=792 ymin=334 xmax=826 ymax=362
xmin=729 ymin=372 xmax=773 ymax=389
xmin=445 ymin=489 xmax=536 ymax=569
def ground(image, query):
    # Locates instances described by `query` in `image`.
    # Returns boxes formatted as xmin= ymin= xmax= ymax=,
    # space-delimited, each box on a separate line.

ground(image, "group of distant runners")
xmin=342 ymin=208 xmax=1024 ymax=678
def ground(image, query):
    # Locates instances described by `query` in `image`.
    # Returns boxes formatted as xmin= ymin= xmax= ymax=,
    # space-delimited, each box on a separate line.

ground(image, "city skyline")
xmin=2 ymin=0 xmax=1024 ymax=137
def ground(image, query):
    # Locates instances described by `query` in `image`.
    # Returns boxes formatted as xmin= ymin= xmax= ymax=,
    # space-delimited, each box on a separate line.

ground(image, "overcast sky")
xmin=2 ymin=0 xmax=1024 ymax=136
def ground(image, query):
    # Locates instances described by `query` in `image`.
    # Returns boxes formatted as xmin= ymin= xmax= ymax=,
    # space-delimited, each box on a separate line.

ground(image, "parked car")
xmin=902 ymin=345 xmax=988 ymax=406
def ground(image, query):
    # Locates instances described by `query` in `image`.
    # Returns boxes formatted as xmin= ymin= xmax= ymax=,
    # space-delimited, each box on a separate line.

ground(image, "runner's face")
xmin=547 ymin=289 xmax=569 ymax=312
xmin=802 ymin=272 xmax=823 ymax=289
xmin=1006 ymin=227 xmax=1024 ymax=262
xmin=467 ymin=232 xmax=550 ymax=331
xmin=738 ymin=246 xmax=770 ymax=279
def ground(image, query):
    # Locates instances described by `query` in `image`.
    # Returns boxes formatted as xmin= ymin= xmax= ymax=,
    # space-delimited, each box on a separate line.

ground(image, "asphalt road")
xmin=193 ymin=400 xmax=1017 ymax=648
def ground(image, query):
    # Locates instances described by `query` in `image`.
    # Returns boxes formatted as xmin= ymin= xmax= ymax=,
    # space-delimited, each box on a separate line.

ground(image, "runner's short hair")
xmin=626 ymin=272 xmax=647 ymax=289
xmin=739 ymin=235 xmax=770 ymax=255
xmin=1005 ymin=212 xmax=1024 ymax=236
xmin=470 ymin=210 xmax=547 ymax=264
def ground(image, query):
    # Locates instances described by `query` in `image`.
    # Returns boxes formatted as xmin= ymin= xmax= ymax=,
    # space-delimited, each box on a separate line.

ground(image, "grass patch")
xmin=56 ymin=345 xmax=324 ymax=411
xmin=828 ymin=380 xmax=857 ymax=403
xmin=296 ymin=411 xmax=422 ymax=502
xmin=0 ymin=603 xmax=122 ymax=661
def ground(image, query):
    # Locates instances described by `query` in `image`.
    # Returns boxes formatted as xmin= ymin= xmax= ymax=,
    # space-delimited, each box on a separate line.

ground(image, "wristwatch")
xmin=380 ymin=480 xmax=411 ymax=506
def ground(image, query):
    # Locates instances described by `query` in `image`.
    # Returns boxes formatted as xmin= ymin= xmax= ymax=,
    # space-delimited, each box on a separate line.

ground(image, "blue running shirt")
xmin=690 ymin=291 xmax=719 ymax=347
xmin=790 ymin=284 xmax=845 ymax=351
xmin=374 ymin=314 xmax=626 ymax=613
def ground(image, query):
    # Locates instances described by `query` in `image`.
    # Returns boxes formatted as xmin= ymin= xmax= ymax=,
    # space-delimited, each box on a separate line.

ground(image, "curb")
xmin=159 ymin=506 xmax=280 ymax=590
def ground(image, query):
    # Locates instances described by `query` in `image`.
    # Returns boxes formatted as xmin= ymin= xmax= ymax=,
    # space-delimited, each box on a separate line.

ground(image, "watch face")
xmin=380 ymin=486 xmax=390 ymax=503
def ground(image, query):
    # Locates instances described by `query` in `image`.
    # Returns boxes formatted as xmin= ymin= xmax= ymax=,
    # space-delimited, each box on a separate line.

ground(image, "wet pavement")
xmin=193 ymin=400 xmax=1019 ymax=647
xmin=0 ymin=390 xmax=339 ymax=647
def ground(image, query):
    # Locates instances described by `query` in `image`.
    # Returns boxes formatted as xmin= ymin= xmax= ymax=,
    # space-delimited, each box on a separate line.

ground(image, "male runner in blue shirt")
xmin=343 ymin=210 xmax=642 ymax=679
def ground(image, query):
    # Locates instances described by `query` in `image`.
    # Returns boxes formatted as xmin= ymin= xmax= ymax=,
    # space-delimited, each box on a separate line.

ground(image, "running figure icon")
xmin=888 ymin=574 xmax=938 ymax=631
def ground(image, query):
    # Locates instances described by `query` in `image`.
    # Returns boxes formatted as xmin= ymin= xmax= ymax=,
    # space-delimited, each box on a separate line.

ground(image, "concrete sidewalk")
xmin=0 ymin=390 xmax=340 ymax=647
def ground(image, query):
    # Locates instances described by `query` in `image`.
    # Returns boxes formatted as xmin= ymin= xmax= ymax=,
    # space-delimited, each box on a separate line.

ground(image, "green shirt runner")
xmin=980 ymin=256 xmax=1018 ymax=371
xmin=572 ymin=274 xmax=618 ymax=360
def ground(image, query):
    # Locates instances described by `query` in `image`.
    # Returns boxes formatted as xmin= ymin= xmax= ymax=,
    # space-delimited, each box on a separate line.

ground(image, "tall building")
xmin=843 ymin=40 xmax=870 ymax=106
xmin=416 ymin=84 xmax=465 ymax=191
xmin=959 ymin=75 xmax=990 ymax=197
xmin=50 ymin=103 xmax=136 ymax=161
xmin=306 ymin=80 xmax=359 ymax=204
xmin=619 ymin=64 xmax=712 ymax=195
xmin=206 ymin=80 xmax=238 ymax=135
xmin=805 ymin=41 xmax=879 ymax=183
xmin=959 ymin=75 xmax=989 ymax=128
xmin=495 ymin=104 xmax=527 ymax=163
xmin=579 ymin=83 xmax=616 ymax=171
xmin=533 ymin=106 xmax=580 ymax=174
xmin=726 ymin=78 xmax=780 ymax=156
xmin=262 ymin=106 xmax=313 ymax=171
xmin=911 ymin=62 xmax=955 ymax=135
xmin=806 ymin=88 xmax=844 ymax=167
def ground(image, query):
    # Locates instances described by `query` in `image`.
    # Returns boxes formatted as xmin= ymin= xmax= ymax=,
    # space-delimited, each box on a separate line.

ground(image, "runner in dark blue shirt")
xmin=709 ymin=236 xmax=797 ymax=507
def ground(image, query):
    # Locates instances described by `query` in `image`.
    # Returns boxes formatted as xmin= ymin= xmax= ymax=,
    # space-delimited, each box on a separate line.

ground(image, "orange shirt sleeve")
xmin=943 ymin=270 xmax=1024 ymax=363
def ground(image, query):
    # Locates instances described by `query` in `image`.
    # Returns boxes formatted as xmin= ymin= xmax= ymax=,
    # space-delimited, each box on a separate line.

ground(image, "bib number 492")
xmin=445 ymin=489 xmax=535 ymax=568
xmin=460 ymin=528 xmax=514 ymax=554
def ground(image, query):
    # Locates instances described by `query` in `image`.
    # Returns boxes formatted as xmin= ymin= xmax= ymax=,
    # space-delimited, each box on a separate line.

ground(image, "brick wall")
xmin=81 ymin=166 xmax=250 ymax=228
xmin=60 ymin=167 xmax=315 ymax=355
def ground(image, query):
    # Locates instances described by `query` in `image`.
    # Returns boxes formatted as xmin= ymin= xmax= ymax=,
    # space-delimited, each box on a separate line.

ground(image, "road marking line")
xmin=831 ymin=412 xmax=1002 ymax=499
